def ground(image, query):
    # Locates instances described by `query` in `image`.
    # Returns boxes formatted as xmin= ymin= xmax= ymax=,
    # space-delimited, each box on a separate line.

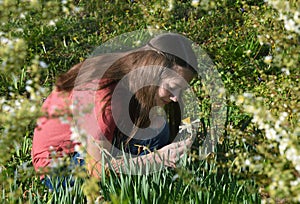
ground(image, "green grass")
xmin=0 ymin=0 xmax=279 ymax=203
xmin=1 ymin=125 xmax=261 ymax=203
xmin=2 ymin=148 xmax=261 ymax=203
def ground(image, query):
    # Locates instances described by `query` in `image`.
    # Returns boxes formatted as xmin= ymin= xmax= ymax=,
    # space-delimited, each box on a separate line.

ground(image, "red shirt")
xmin=31 ymin=81 xmax=117 ymax=173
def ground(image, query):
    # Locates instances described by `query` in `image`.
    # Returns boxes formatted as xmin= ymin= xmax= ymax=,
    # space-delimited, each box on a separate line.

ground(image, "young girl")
xmin=31 ymin=32 xmax=198 ymax=184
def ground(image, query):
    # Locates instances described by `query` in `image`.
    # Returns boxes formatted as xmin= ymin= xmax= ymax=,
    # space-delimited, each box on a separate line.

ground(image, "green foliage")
xmin=0 ymin=0 xmax=299 ymax=203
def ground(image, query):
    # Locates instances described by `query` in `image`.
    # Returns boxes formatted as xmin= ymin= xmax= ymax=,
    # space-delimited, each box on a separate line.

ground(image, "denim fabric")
xmin=42 ymin=152 xmax=85 ymax=190
xmin=42 ymin=175 xmax=75 ymax=191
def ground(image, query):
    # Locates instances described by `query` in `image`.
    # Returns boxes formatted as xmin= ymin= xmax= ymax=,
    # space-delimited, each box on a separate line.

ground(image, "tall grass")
xmin=4 ymin=0 xmax=298 ymax=203
xmin=1 ymin=136 xmax=261 ymax=203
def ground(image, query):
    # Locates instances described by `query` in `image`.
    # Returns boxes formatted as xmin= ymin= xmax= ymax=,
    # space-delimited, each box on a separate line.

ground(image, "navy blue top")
xmin=127 ymin=122 xmax=170 ymax=155
xmin=112 ymin=122 xmax=170 ymax=156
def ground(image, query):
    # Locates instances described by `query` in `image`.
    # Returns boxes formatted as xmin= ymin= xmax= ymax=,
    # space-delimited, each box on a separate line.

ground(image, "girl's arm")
xmin=86 ymin=136 xmax=192 ymax=178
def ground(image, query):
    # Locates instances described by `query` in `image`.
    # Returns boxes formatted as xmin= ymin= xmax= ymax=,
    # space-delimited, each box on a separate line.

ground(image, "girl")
xmin=32 ymin=32 xmax=198 ymax=185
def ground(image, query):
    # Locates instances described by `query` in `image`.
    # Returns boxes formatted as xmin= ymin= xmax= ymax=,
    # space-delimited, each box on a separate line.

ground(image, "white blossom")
xmin=265 ymin=128 xmax=278 ymax=141
xmin=48 ymin=20 xmax=56 ymax=26
xmin=245 ymin=159 xmax=251 ymax=166
xmin=264 ymin=55 xmax=272 ymax=64
xmin=25 ymin=85 xmax=33 ymax=92
xmin=59 ymin=116 xmax=69 ymax=124
xmin=290 ymin=177 xmax=300 ymax=186
xmin=0 ymin=37 xmax=11 ymax=45
xmin=245 ymin=50 xmax=252 ymax=56
xmin=284 ymin=19 xmax=296 ymax=31
xmin=19 ymin=13 xmax=26 ymax=19
xmin=179 ymin=118 xmax=200 ymax=134
xmin=15 ymin=100 xmax=21 ymax=108
xmin=26 ymin=79 xmax=33 ymax=85
xmin=253 ymin=155 xmax=262 ymax=161
xmin=244 ymin=92 xmax=254 ymax=98
xmin=30 ymin=106 xmax=36 ymax=112
xmin=167 ymin=0 xmax=174 ymax=11
xmin=73 ymin=7 xmax=81 ymax=13
xmin=39 ymin=61 xmax=48 ymax=68
xmin=281 ymin=68 xmax=290 ymax=76
xmin=191 ymin=0 xmax=199 ymax=7
xmin=70 ymin=126 xmax=80 ymax=141
xmin=2 ymin=104 xmax=10 ymax=112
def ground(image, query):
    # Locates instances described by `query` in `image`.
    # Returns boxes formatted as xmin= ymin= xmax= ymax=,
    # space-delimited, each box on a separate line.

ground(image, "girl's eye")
xmin=168 ymin=85 xmax=176 ymax=91
xmin=170 ymin=86 xmax=182 ymax=95
xmin=169 ymin=87 xmax=178 ymax=94
xmin=168 ymin=83 xmax=180 ymax=90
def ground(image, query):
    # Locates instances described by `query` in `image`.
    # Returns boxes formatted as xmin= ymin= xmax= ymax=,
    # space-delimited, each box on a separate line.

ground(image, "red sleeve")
xmin=31 ymin=90 xmax=76 ymax=173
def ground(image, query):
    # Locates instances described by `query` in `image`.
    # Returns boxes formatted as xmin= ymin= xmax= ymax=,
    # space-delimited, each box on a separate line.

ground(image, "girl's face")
xmin=155 ymin=65 xmax=195 ymax=107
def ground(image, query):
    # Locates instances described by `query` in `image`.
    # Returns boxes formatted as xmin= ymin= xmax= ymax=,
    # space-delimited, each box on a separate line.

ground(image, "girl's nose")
xmin=169 ymin=95 xmax=178 ymax=102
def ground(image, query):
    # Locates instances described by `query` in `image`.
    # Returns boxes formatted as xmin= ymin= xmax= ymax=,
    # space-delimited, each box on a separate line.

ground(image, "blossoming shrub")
xmin=0 ymin=0 xmax=80 ymax=201
xmin=169 ymin=0 xmax=299 ymax=202
xmin=162 ymin=1 xmax=299 ymax=202
xmin=219 ymin=1 xmax=299 ymax=202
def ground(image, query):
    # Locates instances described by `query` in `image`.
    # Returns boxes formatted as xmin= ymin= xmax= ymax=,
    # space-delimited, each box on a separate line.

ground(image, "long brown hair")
xmin=55 ymin=50 xmax=195 ymax=144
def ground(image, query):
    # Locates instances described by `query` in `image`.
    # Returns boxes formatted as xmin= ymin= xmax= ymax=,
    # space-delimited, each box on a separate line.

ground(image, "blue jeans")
xmin=42 ymin=152 xmax=85 ymax=190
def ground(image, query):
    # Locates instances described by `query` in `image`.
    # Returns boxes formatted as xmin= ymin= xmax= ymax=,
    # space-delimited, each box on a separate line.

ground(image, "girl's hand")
xmin=90 ymin=137 xmax=193 ymax=176
xmin=155 ymin=137 xmax=192 ymax=168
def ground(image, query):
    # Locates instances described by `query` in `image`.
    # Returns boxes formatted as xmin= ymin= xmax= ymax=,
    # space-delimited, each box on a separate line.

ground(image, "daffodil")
xmin=179 ymin=117 xmax=200 ymax=134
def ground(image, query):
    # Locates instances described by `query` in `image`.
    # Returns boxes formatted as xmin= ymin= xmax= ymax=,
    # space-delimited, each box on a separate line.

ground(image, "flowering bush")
xmin=224 ymin=0 xmax=300 ymax=202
